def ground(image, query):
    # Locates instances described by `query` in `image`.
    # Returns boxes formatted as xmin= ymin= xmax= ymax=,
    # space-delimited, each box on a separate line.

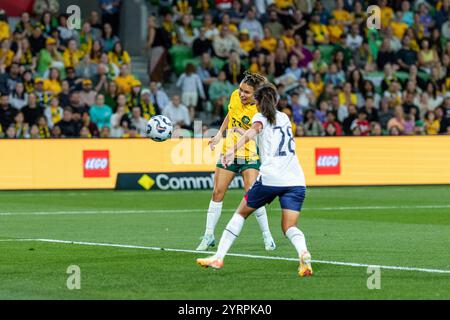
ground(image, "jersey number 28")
xmin=273 ymin=126 xmax=295 ymax=157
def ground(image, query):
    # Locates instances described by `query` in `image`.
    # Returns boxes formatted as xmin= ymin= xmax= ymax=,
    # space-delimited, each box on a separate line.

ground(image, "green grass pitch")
xmin=0 ymin=186 xmax=449 ymax=299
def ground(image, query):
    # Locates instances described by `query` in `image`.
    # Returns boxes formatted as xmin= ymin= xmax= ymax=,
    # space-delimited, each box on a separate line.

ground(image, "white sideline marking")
xmin=1 ymin=204 xmax=450 ymax=216
xmin=1 ymin=238 xmax=450 ymax=274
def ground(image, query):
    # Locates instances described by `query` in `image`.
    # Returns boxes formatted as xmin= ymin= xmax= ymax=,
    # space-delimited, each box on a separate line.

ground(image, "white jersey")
xmin=252 ymin=111 xmax=306 ymax=187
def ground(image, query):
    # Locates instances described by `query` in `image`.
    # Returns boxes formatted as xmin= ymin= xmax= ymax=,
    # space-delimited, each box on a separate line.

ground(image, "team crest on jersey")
xmin=242 ymin=116 xmax=250 ymax=125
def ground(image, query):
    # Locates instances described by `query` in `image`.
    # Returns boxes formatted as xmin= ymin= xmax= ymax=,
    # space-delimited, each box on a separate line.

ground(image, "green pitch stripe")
xmin=2 ymin=238 xmax=450 ymax=275
xmin=1 ymin=204 xmax=450 ymax=216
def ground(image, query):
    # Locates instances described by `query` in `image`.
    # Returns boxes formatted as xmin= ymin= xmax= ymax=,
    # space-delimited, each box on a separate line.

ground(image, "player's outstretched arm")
xmin=209 ymin=113 xmax=229 ymax=151
xmin=221 ymin=122 xmax=262 ymax=167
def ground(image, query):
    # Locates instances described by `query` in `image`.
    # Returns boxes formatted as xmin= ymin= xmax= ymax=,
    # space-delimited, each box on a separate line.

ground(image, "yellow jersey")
xmin=223 ymin=89 xmax=259 ymax=161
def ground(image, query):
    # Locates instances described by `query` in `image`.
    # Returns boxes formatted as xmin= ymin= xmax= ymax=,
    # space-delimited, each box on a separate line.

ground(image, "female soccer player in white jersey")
xmin=196 ymin=83 xmax=312 ymax=277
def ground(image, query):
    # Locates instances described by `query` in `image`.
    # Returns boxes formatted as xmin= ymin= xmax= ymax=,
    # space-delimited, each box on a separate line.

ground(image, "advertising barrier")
xmin=0 ymin=136 xmax=450 ymax=190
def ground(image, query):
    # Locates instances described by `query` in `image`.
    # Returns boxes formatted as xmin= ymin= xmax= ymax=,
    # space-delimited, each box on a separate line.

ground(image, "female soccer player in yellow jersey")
xmin=196 ymin=72 xmax=276 ymax=251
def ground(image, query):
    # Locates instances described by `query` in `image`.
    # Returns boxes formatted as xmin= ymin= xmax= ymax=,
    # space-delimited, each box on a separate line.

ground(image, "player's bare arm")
xmin=222 ymin=122 xmax=262 ymax=167
xmin=209 ymin=113 xmax=229 ymax=151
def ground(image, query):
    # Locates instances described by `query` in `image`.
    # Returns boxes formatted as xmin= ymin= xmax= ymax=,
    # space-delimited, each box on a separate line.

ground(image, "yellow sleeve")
xmin=227 ymin=90 xmax=239 ymax=115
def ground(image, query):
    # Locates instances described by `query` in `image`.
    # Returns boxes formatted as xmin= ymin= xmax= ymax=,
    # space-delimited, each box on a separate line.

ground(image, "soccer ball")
xmin=146 ymin=115 xmax=173 ymax=142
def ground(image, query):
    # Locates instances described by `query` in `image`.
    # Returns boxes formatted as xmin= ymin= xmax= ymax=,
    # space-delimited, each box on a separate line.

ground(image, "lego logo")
xmin=85 ymin=158 xmax=108 ymax=170
xmin=83 ymin=150 xmax=110 ymax=178
xmin=315 ymin=148 xmax=341 ymax=175
xmin=317 ymin=156 xmax=339 ymax=168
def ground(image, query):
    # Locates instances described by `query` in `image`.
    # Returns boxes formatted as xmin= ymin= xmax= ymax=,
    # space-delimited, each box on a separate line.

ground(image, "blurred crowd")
xmin=148 ymin=0 xmax=450 ymax=136
xmin=0 ymin=0 xmax=450 ymax=139
xmin=0 ymin=0 xmax=163 ymax=139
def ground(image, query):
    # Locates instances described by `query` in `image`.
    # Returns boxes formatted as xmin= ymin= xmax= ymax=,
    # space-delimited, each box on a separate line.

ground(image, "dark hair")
xmin=241 ymin=71 xmax=267 ymax=90
xmin=254 ymin=83 xmax=278 ymax=125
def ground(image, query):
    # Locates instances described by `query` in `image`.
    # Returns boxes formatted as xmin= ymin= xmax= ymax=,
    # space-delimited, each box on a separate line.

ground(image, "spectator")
xmin=197 ymin=52 xmax=218 ymax=89
xmin=29 ymin=25 xmax=46 ymax=56
xmin=424 ymin=110 xmax=440 ymax=135
xmin=387 ymin=105 xmax=406 ymax=135
xmin=140 ymin=89 xmax=160 ymax=119
xmin=363 ymin=96 xmax=379 ymax=123
xmin=59 ymin=80 xmax=71 ymax=108
xmin=303 ymin=109 xmax=325 ymax=136
xmin=323 ymin=111 xmax=343 ymax=136
xmin=57 ymin=14 xmax=78 ymax=46
xmin=101 ymin=23 xmax=120 ymax=53
xmin=208 ymin=70 xmax=235 ymax=120
xmin=239 ymin=29 xmax=254 ymax=54
xmin=79 ymin=79 xmax=98 ymax=107
xmin=105 ymin=81 xmax=119 ymax=111
xmin=44 ymin=96 xmax=63 ymax=128
xmin=9 ymin=82 xmax=28 ymax=110
xmin=193 ymin=28 xmax=214 ymax=57
xmin=265 ymin=10 xmax=285 ymax=39
xmin=81 ymin=111 xmax=100 ymax=137
xmin=13 ymin=112 xmax=29 ymax=138
xmin=307 ymin=12 xmax=329 ymax=45
xmin=308 ymin=49 xmax=328 ymax=75
xmin=396 ymin=35 xmax=418 ymax=72
xmin=248 ymin=37 xmax=270 ymax=59
xmin=115 ymin=64 xmax=136 ymax=94
xmin=108 ymin=42 xmax=131 ymax=67
xmin=324 ymin=63 xmax=345 ymax=87
xmin=342 ymin=104 xmax=358 ymax=135
xmin=222 ymin=50 xmax=244 ymax=86
xmin=129 ymin=106 xmax=147 ymax=136
xmin=37 ymin=115 xmax=51 ymax=138
xmin=177 ymin=63 xmax=206 ymax=121
xmin=51 ymin=124 xmax=62 ymax=138
xmin=79 ymin=126 xmax=92 ymax=138
xmin=178 ymin=15 xmax=199 ymax=47
xmin=239 ymin=8 xmax=263 ymax=40
xmin=100 ymin=0 xmax=122 ymax=34
xmin=418 ymin=39 xmax=439 ymax=74
xmin=110 ymin=104 xmax=126 ymax=138
xmin=202 ymin=13 xmax=219 ymax=41
xmin=89 ymin=94 xmax=113 ymax=129
xmin=149 ymin=81 xmax=170 ymax=112
xmin=0 ymin=94 xmax=17 ymax=130
xmin=100 ymin=125 xmax=111 ymax=138
xmin=29 ymin=124 xmax=41 ymax=139
xmin=22 ymin=93 xmax=43 ymax=126
xmin=57 ymin=107 xmax=78 ymax=137
xmin=213 ymin=25 xmax=242 ymax=59
xmin=43 ymin=68 xmax=62 ymax=95
xmin=163 ymin=95 xmax=191 ymax=129
xmin=37 ymin=37 xmax=64 ymax=77
xmin=351 ymin=110 xmax=370 ymax=136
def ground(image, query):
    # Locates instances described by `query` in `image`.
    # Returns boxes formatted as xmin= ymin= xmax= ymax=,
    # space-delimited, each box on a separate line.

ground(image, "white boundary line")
xmin=1 ymin=238 xmax=450 ymax=274
xmin=1 ymin=204 xmax=450 ymax=216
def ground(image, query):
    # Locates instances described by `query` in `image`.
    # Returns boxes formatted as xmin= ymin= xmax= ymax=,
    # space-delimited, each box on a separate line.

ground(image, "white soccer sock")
xmin=215 ymin=213 xmax=245 ymax=259
xmin=254 ymin=206 xmax=271 ymax=236
xmin=205 ymin=200 xmax=223 ymax=236
xmin=285 ymin=227 xmax=308 ymax=258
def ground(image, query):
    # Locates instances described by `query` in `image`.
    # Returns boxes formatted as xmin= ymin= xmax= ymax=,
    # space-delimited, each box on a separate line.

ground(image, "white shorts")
xmin=181 ymin=91 xmax=198 ymax=107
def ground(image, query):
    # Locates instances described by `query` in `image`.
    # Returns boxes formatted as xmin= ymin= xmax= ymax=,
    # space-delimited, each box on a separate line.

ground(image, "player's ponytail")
xmin=254 ymin=83 xmax=278 ymax=125
xmin=241 ymin=71 xmax=267 ymax=90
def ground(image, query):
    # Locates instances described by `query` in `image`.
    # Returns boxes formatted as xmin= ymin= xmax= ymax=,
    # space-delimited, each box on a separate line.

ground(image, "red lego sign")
xmin=83 ymin=150 xmax=110 ymax=178
xmin=315 ymin=148 xmax=341 ymax=175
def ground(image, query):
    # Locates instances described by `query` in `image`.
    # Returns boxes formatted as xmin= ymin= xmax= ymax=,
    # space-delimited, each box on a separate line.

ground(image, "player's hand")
xmin=221 ymin=150 xmax=234 ymax=168
xmin=208 ymin=133 xmax=221 ymax=151
xmin=230 ymin=127 xmax=245 ymax=135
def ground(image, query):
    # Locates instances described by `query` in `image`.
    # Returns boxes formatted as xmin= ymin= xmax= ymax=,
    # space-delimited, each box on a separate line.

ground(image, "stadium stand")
xmin=0 ymin=0 xmax=450 ymax=138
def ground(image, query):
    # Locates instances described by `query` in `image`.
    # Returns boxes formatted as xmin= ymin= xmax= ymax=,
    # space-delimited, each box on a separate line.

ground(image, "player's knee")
xmin=212 ymin=189 xmax=225 ymax=202
xmin=281 ymin=222 xmax=296 ymax=235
